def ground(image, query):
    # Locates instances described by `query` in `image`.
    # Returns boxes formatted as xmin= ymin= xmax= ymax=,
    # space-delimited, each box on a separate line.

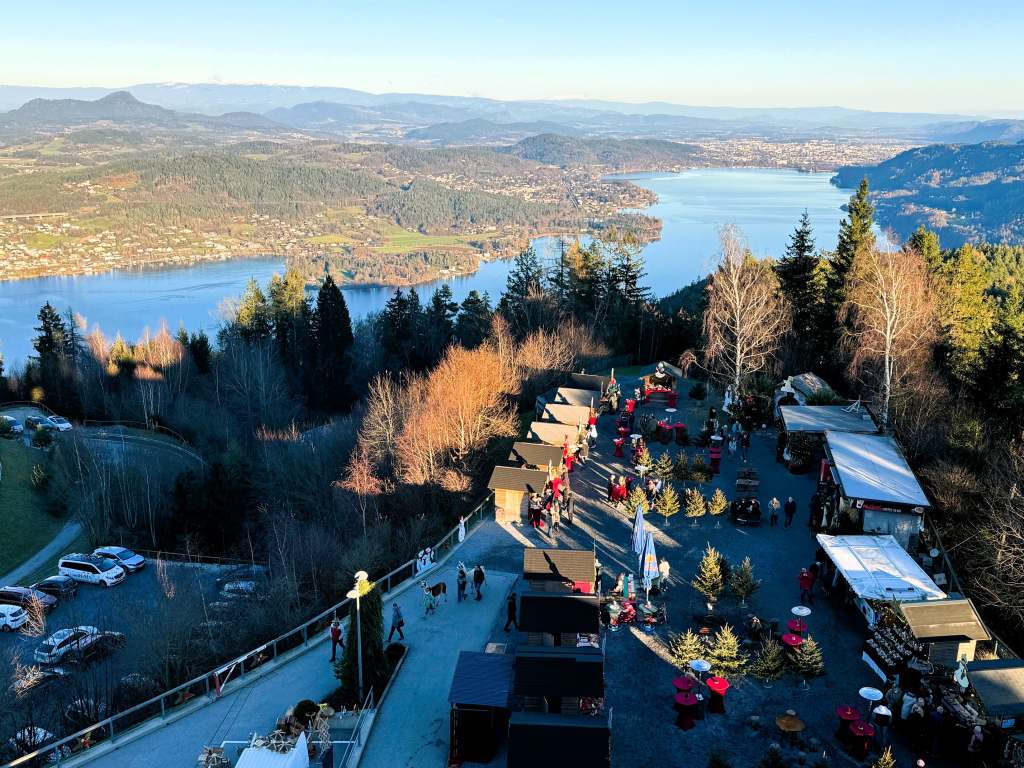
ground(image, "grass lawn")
xmin=19 ymin=531 xmax=91 ymax=587
xmin=23 ymin=231 xmax=66 ymax=249
xmin=306 ymin=233 xmax=355 ymax=245
xmin=0 ymin=440 xmax=65 ymax=577
xmin=373 ymin=225 xmax=475 ymax=254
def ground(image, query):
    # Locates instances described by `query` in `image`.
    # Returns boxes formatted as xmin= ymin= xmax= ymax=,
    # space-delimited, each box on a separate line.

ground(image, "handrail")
xmin=337 ymin=688 xmax=376 ymax=767
xmin=3 ymin=492 xmax=493 ymax=768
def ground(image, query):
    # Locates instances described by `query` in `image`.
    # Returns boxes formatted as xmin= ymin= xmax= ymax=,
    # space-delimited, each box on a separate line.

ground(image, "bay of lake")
xmin=0 ymin=168 xmax=857 ymax=368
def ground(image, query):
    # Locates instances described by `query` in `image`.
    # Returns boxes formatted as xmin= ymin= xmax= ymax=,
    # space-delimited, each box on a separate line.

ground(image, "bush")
xmin=672 ymin=452 xmax=690 ymax=482
xmin=689 ymin=382 xmax=707 ymax=400
xmin=30 ymin=464 xmax=49 ymax=491
xmin=293 ymin=699 xmax=319 ymax=726
xmin=750 ymin=637 xmax=784 ymax=682
xmin=30 ymin=428 xmax=53 ymax=448
xmin=385 ymin=642 xmax=406 ymax=670
xmin=0 ymin=419 xmax=12 ymax=438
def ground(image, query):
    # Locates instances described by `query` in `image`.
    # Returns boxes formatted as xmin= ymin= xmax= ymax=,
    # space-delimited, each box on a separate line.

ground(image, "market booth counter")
xmin=487 ymin=466 xmax=551 ymax=524
xmin=900 ymin=598 xmax=990 ymax=666
xmin=448 ymin=651 xmax=515 ymax=765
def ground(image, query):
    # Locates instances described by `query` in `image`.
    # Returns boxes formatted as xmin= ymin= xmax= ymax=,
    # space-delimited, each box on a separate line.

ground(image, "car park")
xmin=30 ymin=575 xmax=78 ymax=601
xmin=0 ymin=414 xmax=23 ymax=436
xmin=48 ymin=415 xmax=73 ymax=432
xmin=34 ymin=626 xmax=125 ymax=665
xmin=92 ymin=546 xmax=146 ymax=573
xmin=58 ymin=554 xmax=126 ymax=587
xmin=0 ymin=604 xmax=28 ymax=632
xmin=0 ymin=586 xmax=58 ymax=613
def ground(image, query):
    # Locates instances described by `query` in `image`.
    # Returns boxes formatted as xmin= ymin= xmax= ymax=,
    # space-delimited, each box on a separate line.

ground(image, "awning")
xmin=968 ymin=659 xmax=1024 ymax=718
xmin=780 ymin=406 xmax=878 ymax=434
xmin=900 ymin=599 xmax=990 ymax=641
xmin=448 ymin=651 xmax=515 ymax=708
xmin=825 ymin=431 xmax=930 ymax=508
xmin=236 ymin=734 xmax=309 ymax=768
xmin=816 ymin=534 xmax=946 ymax=602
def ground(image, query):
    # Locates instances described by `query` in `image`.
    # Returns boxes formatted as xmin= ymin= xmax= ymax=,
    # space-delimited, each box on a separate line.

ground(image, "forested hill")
xmin=833 ymin=140 xmax=1024 ymax=246
xmin=500 ymin=134 xmax=703 ymax=169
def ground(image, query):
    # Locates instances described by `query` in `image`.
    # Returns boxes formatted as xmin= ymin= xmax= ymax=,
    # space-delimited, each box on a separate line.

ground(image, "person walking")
xmin=798 ymin=567 xmax=815 ymax=605
xmin=550 ymin=502 xmax=562 ymax=538
xmin=784 ymin=496 xmax=797 ymax=527
xmin=473 ymin=565 xmax=486 ymax=600
xmin=528 ymin=493 xmax=543 ymax=529
xmin=329 ymin=618 xmax=343 ymax=662
xmin=872 ymin=703 xmax=892 ymax=748
xmin=657 ymin=558 xmax=671 ymax=593
xmin=727 ymin=435 xmax=737 ymax=458
xmin=456 ymin=564 xmax=468 ymax=602
xmin=966 ymin=725 xmax=984 ymax=767
xmin=740 ymin=431 xmax=751 ymax=462
xmin=387 ymin=602 xmax=405 ymax=642
xmin=769 ymin=497 xmax=780 ymax=527
xmin=504 ymin=592 xmax=519 ymax=632
xmin=564 ymin=484 xmax=575 ymax=525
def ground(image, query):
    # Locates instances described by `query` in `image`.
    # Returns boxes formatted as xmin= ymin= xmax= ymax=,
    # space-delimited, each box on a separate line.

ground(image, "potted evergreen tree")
xmin=729 ymin=556 xmax=760 ymax=607
xmin=656 ymin=483 xmax=681 ymax=527
xmin=692 ymin=544 xmax=724 ymax=612
xmin=707 ymin=487 xmax=728 ymax=528
xmin=684 ymin=487 xmax=706 ymax=528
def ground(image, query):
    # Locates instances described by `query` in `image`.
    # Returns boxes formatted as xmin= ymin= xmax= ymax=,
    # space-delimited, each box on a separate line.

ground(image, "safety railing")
xmin=3 ymin=493 xmax=493 ymax=768
xmin=337 ymin=688 xmax=377 ymax=768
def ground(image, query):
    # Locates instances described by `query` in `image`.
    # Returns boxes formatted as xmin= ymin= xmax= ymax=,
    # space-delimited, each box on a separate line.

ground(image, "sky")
xmin=3 ymin=0 xmax=1023 ymax=116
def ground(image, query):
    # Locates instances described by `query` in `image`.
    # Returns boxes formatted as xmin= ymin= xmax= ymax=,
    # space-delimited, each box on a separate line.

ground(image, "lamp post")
xmin=346 ymin=570 xmax=369 ymax=701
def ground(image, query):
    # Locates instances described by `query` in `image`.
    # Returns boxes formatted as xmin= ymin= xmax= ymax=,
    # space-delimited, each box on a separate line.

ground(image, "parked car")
xmin=48 ymin=415 xmax=73 ymax=432
xmin=0 ymin=414 xmax=23 ymax=436
xmin=31 ymin=575 xmax=78 ymax=601
xmin=0 ymin=604 xmax=28 ymax=632
xmin=24 ymin=415 xmax=55 ymax=431
xmin=0 ymin=585 xmax=58 ymax=612
xmin=57 ymin=554 xmax=126 ymax=587
xmin=219 ymin=580 xmax=257 ymax=599
xmin=10 ymin=665 xmax=71 ymax=696
xmin=34 ymin=626 xmax=125 ymax=665
xmin=92 ymin=546 xmax=146 ymax=573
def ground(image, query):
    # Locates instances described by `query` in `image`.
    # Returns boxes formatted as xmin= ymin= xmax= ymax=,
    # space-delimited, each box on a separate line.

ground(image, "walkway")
xmin=0 ymin=520 xmax=81 ymax=585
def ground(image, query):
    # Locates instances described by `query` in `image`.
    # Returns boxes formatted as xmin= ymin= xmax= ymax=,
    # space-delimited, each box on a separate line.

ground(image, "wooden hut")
xmin=527 ymin=421 xmax=580 ymax=446
xmin=523 ymin=547 xmax=596 ymax=593
xmin=900 ymin=598 xmax=990 ymax=665
xmin=567 ymin=372 xmax=612 ymax=393
xmin=508 ymin=442 xmax=564 ymax=470
xmin=448 ymin=651 xmax=514 ymax=764
xmin=487 ymin=466 xmax=551 ymax=524
xmin=539 ymin=403 xmax=591 ymax=427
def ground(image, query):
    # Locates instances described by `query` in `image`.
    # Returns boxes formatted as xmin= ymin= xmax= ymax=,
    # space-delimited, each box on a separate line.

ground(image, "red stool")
xmin=706 ymin=676 xmax=729 ymax=714
xmin=835 ymin=705 xmax=861 ymax=745
xmin=667 ymin=391 xmax=678 ymax=408
xmin=787 ymin=618 xmax=807 ymax=636
xmin=613 ymin=438 xmax=625 ymax=457
xmin=848 ymin=720 xmax=875 ymax=759
xmin=673 ymin=691 xmax=698 ymax=731
xmin=672 ymin=676 xmax=696 ymax=693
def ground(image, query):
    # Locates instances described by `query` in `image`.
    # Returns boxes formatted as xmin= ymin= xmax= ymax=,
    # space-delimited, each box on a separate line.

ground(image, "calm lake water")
xmin=0 ymin=168 xmax=858 ymax=367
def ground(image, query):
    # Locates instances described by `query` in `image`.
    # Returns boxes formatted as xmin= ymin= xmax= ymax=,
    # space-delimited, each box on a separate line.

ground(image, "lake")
xmin=0 ymin=168 xmax=858 ymax=367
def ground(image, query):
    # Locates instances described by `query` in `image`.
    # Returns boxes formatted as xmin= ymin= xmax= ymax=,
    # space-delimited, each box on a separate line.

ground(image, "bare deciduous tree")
xmin=843 ymin=248 xmax=936 ymax=432
xmin=703 ymin=225 xmax=791 ymax=392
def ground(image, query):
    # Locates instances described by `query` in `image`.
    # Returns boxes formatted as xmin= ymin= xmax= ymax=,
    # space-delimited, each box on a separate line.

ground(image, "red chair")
xmin=673 ymin=423 xmax=687 ymax=445
xmin=613 ymin=438 xmax=625 ymax=457
xmin=706 ymin=676 xmax=729 ymax=714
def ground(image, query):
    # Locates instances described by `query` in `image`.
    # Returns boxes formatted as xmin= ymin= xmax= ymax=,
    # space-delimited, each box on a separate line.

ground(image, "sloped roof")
xmin=519 ymin=592 xmax=600 ymax=634
xmin=508 ymin=711 xmax=610 ymax=768
xmin=514 ymin=646 xmax=604 ymax=698
xmin=523 ymin=547 xmax=596 ymax=583
xmin=816 ymin=534 xmax=945 ymax=602
xmin=825 ymin=431 xmax=930 ymax=508
xmin=641 ymin=361 xmax=683 ymax=379
xmin=968 ymin=659 xmax=1024 ymax=717
xmin=900 ymin=599 xmax=990 ymax=641
xmin=487 ymin=466 xmax=550 ymax=494
xmin=567 ymin=373 xmax=611 ymax=392
xmin=781 ymin=405 xmax=878 ymax=434
xmin=540 ymin=403 xmax=591 ymax=426
xmin=508 ymin=442 xmax=563 ymax=469
xmin=448 ymin=651 xmax=515 ymax=708
xmin=551 ymin=388 xmax=598 ymax=407
xmin=527 ymin=421 xmax=579 ymax=445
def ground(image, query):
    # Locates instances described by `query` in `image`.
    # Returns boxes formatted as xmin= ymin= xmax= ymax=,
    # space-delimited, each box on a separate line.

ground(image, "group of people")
xmin=876 ymin=679 xmax=987 ymax=766
xmin=528 ymin=469 xmax=576 ymax=534
xmin=797 ymin=558 xmax=829 ymax=605
xmin=767 ymin=495 xmax=799 ymax=527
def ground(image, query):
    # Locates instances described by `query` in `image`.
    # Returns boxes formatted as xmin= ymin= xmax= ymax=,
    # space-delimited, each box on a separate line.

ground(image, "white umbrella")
xmin=631 ymin=505 xmax=646 ymax=556
xmin=640 ymin=530 xmax=659 ymax=597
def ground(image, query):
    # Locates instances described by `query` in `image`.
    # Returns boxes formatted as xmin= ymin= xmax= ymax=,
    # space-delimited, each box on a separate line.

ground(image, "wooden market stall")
xmin=487 ymin=466 xmax=551 ymax=524
xmin=900 ymin=598 xmax=990 ymax=665
xmin=448 ymin=650 xmax=515 ymax=765
xmin=507 ymin=711 xmax=610 ymax=768
xmin=567 ymin=372 xmax=612 ymax=393
xmin=523 ymin=547 xmax=597 ymax=593
xmin=507 ymin=441 xmax=564 ymax=470
xmin=514 ymin=645 xmax=604 ymax=714
xmin=780 ymin=405 xmax=878 ymax=436
xmin=539 ymin=402 xmax=591 ymax=427
xmin=527 ymin=421 xmax=580 ymax=446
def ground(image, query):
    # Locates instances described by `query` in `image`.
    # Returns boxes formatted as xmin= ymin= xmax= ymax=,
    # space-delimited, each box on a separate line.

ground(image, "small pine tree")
xmin=707 ymin=487 xmax=728 ymax=516
xmin=729 ymin=556 xmax=759 ymax=604
xmin=668 ymin=629 xmax=703 ymax=670
xmin=684 ymin=487 xmax=706 ymax=518
xmin=692 ymin=544 xmax=724 ymax=603
xmin=795 ymin=634 xmax=826 ymax=677
xmin=871 ymin=747 xmax=896 ymax=768
xmin=626 ymin=486 xmax=649 ymax=519
xmin=708 ymin=624 xmax=747 ymax=677
xmin=750 ymin=637 xmax=784 ymax=682
xmin=653 ymin=451 xmax=674 ymax=481
xmin=635 ymin=446 xmax=653 ymax=474
xmin=691 ymin=454 xmax=711 ymax=484
xmin=656 ymin=483 xmax=681 ymax=525
xmin=757 ymin=745 xmax=786 ymax=768
xmin=672 ymin=451 xmax=690 ymax=482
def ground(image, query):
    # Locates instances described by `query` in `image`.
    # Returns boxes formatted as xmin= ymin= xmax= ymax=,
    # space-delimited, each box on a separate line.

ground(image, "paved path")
xmin=0 ymin=520 xmax=81 ymax=585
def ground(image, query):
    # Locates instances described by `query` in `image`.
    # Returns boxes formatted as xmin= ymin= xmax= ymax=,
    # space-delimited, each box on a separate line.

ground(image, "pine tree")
xmin=828 ymin=178 xmax=875 ymax=316
xmin=188 ymin=330 xmax=212 ymax=374
xmin=749 ymin=637 xmax=784 ymax=682
xmin=33 ymin=302 xmax=68 ymax=360
xmin=729 ymin=556 xmax=759 ymax=604
xmin=423 ymin=285 xmax=458 ymax=365
xmin=690 ymin=454 xmax=710 ymax=484
xmin=626 ymin=486 xmax=649 ymax=519
xmin=684 ymin=487 xmax=706 ymax=518
xmin=795 ymin=634 xmax=825 ymax=677
xmin=656 ymin=483 xmax=681 ymax=524
xmin=871 ymin=747 xmax=896 ymax=768
xmin=708 ymin=624 xmax=747 ymax=677
xmin=692 ymin=544 xmax=724 ymax=603
xmin=978 ymin=283 xmax=1024 ymax=416
xmin=498 ymin=246 xmax=544 ymax=335
xmin=235 ymin=278 xmax=273 ymax=343
xmin=672 ymin=451 xmax=690 ymax=482
xmin=667 ymin=629 xmax=703 ymax=669
xmin=269 ymin=269 xmax=311 ymax=372
xmin=707 ymin=487 xmax=728 ymax=516
xmin=454 ymin=290 xmax=493 ymax=349
xmin=938 ymin=244 xmax=996 ymax=387
xmin=652 ymin=451 xmax=674 ymax=481
xmin=311 ymin=274 xmax=355 ymax=410
xmin=634 ymin=446 xmax=653 ymax=474
xmin=908 ymin=225 xmax=942 ymax=273
xmin=757 ymin=745 xmax=786 ymax=768
xmin=776 ymin=211 xmax=828 ymax=367
xmin=334 ymin=579 xmax=391 ymax=699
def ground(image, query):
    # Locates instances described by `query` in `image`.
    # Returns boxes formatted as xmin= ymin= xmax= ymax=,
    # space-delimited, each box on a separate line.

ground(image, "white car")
xmin=93 ymin=546 xmax=146 ymax=573
xmin=0 ymin=415 xmax=23 ymax=436
xmin=34 ymin=626 xmax=103 ymax=664
xmin=0 ymin=604 xmax=28 ymax=632
xmin=58 ymin=554 xmax=126 ymax=587
xmin=48 ymin=416 xmax=73 ymax=432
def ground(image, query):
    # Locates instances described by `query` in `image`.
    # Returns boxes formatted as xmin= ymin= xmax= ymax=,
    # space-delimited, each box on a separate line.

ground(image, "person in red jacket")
xmin=798 ymin=568 xmax=815 ymax=605
xmin=329 ymin=618 xmax=343 ymax=661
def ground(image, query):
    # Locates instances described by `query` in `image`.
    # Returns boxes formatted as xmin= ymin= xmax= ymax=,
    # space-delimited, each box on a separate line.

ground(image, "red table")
xmin=705 ymin=676 xmax=729 ymax=714
xmin=613 ymin=438 xmax=625 ymax=457
xmin=848 ymin=720 xmax=876 ymax=759
xmin=787 ymin=618 xmax=807 ymax=635
xmin=617 ymin=426 xmax=629 ymax=437
xmin=667 ymin=391 xmax=678 ymax=408
xmin=672 ymin=676 xmax=695 ymax=692
xmin=835 ymin=705 xmax=862 ymax=744
xmin=673 ymin=691 xmax=698 ymax=731
xmin=781 ymin=633 xmax=804 ymax=648
xmin=625 ymin=399 xmax=636 ymax=414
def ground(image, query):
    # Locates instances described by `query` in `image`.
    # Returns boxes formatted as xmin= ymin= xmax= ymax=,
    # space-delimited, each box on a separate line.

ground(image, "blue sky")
xmin=3 ymin=0 xmax=1022 ymax=115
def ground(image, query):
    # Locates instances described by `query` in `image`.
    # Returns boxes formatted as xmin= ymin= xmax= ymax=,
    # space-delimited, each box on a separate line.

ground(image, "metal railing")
xmin=3 ymin=493 xmax=494 ymax=768
xmin=337 ymin=688 xmax=376 ymax=768
xmin=131 ymin=549 xmax=269 ymax=568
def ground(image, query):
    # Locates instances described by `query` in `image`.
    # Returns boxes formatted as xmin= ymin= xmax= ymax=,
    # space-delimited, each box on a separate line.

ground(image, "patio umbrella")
xmin=632 ymin=506 xmax=646 ymax=555
xmin=640 ymin=530 xmax=659 ymax=598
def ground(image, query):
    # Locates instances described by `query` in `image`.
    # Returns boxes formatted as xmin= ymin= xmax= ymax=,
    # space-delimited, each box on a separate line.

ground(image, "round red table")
xmin=835 ymin=705 xmax=861 ymax=744
xmin=781 ymin=633 xmax=804 ymax=648
xmin=672 ymin=676 xmax=695 ymax=692
xmin=705 ymin=676 xmax=729 ymax=714
xmin=617 ymin=426 xmax=629 ymax=437
xmin=848 ymin=720 xmax=876 ymax=759
xmin=787 ymin=618 xmax=807 ymax=635
xmin=673 ymin=691 xmax=698 ymax=731
xmin=613 ymin=438 xmax=625 ymax=457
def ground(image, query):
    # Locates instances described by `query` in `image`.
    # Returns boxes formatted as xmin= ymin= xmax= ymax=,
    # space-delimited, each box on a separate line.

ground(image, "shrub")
xmin=31 ymin=428 xmax=53 ymax=448
xmin=750 ymin=637 xmax=784 ymax=682
xmin=689 ymin=382 xmax=707 ymax=400
xmin=707 ymin=487 xmax=728 ymax=516
xmin=385 ymin=642 xmax=406 ymax=670
xmin=708 ymin=624 xmax=747 ymax=677
xmin=30 ymin=464 xmax=49 ymax=491
xmin=690 ymin=454 xmax=711 ymax=483
xmin=805 ymin=387 xmax=847 ymax=405
xmin=0 ymin=419 xmax=12 ymax=438
xmin=668 ymin=629 xmax=703 ymax=669
xmin=672 ymin=451 xmax=690 ymax=482
xmin=293 ymin=699 xmax=319 ymax=726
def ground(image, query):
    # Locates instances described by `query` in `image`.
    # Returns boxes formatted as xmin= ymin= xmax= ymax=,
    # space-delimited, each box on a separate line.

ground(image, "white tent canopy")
xmin=825 ymin=431 xmax=930 ymax=508
xmin=780 ymin=406 xmax=877 ymax=434
xmin=816 ymin=534 xmax=946 ymax=603
xmin=235 ymin=733 xmax=310 ymax=768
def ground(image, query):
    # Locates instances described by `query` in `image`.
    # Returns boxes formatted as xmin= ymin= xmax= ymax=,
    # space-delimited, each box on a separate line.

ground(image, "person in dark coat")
xmin=740 ymin=431 xmax=751 ymax=462
xmin=503 ymin=592 xmax=519 ymax=632
xmin=784 ymin=496 xmax=797 ymax=527
xmin=473 ymin=565 xmax=486 ymax=599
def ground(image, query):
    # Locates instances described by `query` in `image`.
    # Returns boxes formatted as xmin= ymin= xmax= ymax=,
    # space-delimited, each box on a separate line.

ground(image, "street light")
xmin=346 ymin=570 xmax=369 ymax=701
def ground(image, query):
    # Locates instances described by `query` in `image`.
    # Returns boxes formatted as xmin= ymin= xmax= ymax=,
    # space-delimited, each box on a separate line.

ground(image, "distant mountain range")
xmin=2 ymin=82 xmax=1022 ymax=144
xmin=833 ymin=140 xmax=1024 ymax=246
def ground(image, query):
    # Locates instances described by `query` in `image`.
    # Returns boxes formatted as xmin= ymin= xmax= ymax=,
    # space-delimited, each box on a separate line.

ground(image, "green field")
xmin=23 ymin=231 xmax=66 ymax=249
xmin=306 ymin=233 xmax=355 ymax=245
xmin=0 ymin=440 xmax=65 ymax=577
xmin=373 ymin=225 xmax=475 ymax=254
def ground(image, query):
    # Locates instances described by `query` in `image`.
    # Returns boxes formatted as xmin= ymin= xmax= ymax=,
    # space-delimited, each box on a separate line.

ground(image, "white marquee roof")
xmin=825 ymin=430 xmax=930 ymax=508
xmin=816 ymin=534 xmax=946 ymax=603
xmin=780 ymin=405 xmax=878 ymax=434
